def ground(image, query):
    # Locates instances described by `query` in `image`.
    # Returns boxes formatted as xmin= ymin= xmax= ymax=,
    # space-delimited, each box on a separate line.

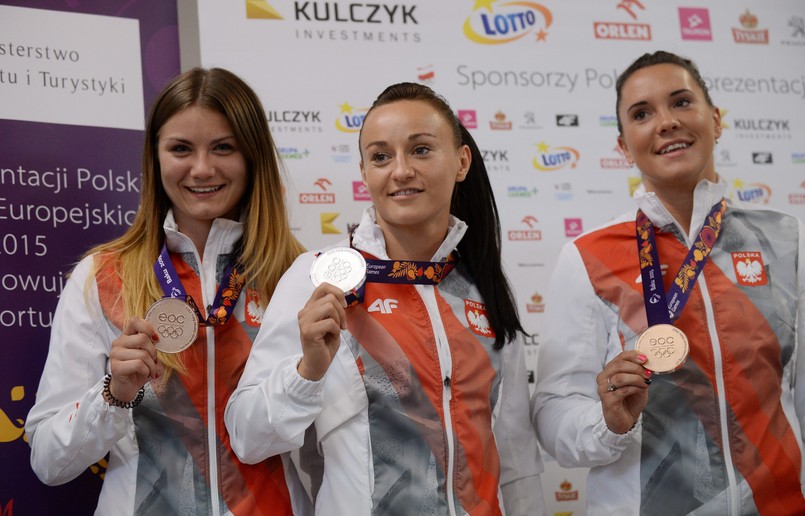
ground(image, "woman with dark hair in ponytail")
xmin=227 ymin=82 xmax=545 ymax=515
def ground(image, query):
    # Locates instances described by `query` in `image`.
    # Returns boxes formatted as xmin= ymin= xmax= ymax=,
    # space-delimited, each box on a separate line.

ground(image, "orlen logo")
xmin=594 ymin=0 xmax=651 ymax=41
xmin=732 ymin=180 xmax=771 ymax=204
xmin=733 ymin=9 xmax=768 ymax=44
xmin=353 ymin=181 xmax=371 ymax=201
xmin=533 ymin=141 xmax=580 ymax=171
xmin=600 ymin=145 xmax=631 ymax=169
xmin=367 ymin=298 xmax=399 ymax=314
xmin=335 ymin=102 xmax=370 ymax=132
xmin=679 ymin=7 xmax=712 ymax=41
xmin=300 ymin=178 xmax=336 ymax=204
xmin=463 ymin=0 xmax=552 ymax=45
xmin=508 ymin=215 xmax=541 ymax=241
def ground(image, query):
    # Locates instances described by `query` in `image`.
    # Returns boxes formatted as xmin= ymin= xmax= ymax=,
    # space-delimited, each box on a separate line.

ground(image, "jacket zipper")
xmin=419 ymin=285 xmax=458 ymax=516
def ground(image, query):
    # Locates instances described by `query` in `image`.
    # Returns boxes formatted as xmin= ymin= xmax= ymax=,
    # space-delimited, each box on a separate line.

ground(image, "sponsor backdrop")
xmin=0 ymin=1 xmax=179 ymax=513
xmin=193 ymin=1 xmax=805 ymax=513
xmin=2 ymin=0 xmax=804 ymax=514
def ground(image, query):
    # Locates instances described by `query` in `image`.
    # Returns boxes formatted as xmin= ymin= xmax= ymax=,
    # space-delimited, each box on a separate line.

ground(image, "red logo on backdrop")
xmin=458 ymin=109 xmax=477 ymax=129
xmin=732 ymin=9 xmax=769 ymax=44
xmin=555 ymin=479 xmax=580 ymax=501
xmin=593 ymin=0 xmax=651 ymax=40
xmin=679 ymin=7 xmax=712 ymax=41
xmin=465 ymin=299 xmax=495 ymax=337
xmin=564 ymin=218 xmax=583 ymax=237
xmin=245 ymin=287 xmax=264 ymax=326
xmin=300 ymin=178 xmax=336 ymax=204
xmin=417 ymin=64 xmax=435 ymax=82
xmin=353 ymin=181 xmax=371 ymax=201
xmin=731 ymin=252 xmax=768 ymax=286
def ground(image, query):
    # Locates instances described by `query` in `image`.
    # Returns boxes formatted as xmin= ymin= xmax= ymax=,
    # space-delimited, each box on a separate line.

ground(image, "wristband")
xmin=102 ymin=373 xmax=144 ymax=409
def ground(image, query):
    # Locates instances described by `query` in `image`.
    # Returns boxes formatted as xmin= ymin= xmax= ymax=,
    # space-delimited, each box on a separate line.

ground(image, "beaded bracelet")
xmin=102 ymin=373 xmax=144 ymax=409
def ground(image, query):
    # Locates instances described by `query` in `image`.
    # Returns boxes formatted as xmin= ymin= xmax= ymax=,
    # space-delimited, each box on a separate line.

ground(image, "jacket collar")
xmin=351 ymin=206 xmax=467 ymax=261
xmin=633 ymin=176 xmax=727 ymax=239
xmin=162 ymin=209 xmax=244 ymax=256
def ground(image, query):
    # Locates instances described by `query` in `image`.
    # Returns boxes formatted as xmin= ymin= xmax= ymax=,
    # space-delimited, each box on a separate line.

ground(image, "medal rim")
xmin=635 ymin=323 xmax=689 ymax=374
xmin=145 ymin=298 xmax=198 ymax=354
xmin=309 ymin=247 xmax=367 ymax=293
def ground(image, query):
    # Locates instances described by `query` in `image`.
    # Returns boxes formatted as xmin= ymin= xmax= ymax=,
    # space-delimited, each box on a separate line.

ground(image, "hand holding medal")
xmin=296 ymin=248 xmax=367 ymax=381
xmin=108 ymin=317 xmax=159 ymax=404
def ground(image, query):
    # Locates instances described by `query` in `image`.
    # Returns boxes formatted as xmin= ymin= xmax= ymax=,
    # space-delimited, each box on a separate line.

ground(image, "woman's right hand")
xmin=296 ymin=282 xmax=348 ymax=381
xmin=596 ymin=350 xmax=652 ymax=434
xmin=108 ymin=317 xmax=159 ymax=402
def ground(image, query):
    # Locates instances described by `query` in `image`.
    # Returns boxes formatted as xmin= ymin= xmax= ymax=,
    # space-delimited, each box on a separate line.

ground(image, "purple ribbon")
xmin=636 ymin=200 xmax=726 ymax=326
xmin=153 ymin=244 xmax=244 ymax=326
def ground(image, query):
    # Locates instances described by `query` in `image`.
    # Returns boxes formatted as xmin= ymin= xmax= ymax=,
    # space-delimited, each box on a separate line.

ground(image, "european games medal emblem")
xmin=309 ymin=247 xmax=367 ymax=294
xmin=145 ymin=298 xmax=198 ymax=353
xmin=635 ymin=324 xmax=689 ymax=374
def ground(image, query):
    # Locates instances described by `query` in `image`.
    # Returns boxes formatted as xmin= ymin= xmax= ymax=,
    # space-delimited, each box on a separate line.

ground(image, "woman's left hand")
xmin=596 ymin=351 xmax=652 ymax=434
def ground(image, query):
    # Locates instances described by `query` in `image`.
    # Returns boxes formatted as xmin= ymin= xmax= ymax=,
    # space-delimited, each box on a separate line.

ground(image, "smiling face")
xmin=617 ymin=63 xmax=722 ymax=195
xmin=359 ymin=99 xmax=470 ymax=240
xmin=158 ymin=105 xmax=248 ymax=245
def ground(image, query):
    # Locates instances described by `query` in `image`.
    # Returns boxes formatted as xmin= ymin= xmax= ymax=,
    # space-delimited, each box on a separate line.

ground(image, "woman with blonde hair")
xmin=26 ymin=67 xmax=308 ymax=515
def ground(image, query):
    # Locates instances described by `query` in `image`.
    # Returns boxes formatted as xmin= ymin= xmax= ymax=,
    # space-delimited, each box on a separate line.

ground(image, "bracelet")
xmin=102 ymin=373 xmax=144 ymax=409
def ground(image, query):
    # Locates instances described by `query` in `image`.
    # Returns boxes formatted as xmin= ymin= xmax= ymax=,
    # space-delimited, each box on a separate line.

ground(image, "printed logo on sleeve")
xmin=731 ymin=252 xmax=768 ymax=286
xmin=465 ymin=300 xmax=495 ymax=337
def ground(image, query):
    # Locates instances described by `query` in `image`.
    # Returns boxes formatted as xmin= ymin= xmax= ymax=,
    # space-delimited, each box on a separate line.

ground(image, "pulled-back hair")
xmin=360 ymin=82 xmax=523 ymax=349
xmin=615 ymin=50 xmax=713 ymax=134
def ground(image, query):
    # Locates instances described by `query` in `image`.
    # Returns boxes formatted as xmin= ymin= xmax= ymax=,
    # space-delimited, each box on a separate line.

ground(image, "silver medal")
xmin=309 ymin=247 xmax=367 ymax=293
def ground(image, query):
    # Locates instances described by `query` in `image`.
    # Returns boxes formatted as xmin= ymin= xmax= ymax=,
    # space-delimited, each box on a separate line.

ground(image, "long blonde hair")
xmin=87 ymin=68 xmax=304 ymax=371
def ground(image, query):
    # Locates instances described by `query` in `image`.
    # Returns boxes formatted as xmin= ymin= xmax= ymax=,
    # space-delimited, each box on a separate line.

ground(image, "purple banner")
xmin=0 ymin=1 xmax=179 ymax=513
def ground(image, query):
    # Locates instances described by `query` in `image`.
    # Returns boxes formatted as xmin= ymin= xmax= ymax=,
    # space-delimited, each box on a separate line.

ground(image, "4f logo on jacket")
xmin=367 ymin=298 xmax=399 ymax=314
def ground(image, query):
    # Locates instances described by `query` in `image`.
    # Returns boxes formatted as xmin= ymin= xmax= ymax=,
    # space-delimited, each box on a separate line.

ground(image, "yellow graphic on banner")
xmin=0 ymin=385 xmax=26 ymax=443
xmin=532 ymin=141 xmax=580 ymax=171
xmin=320 ymin=213 xmax=341 ymax=234
xmin=464 ymin=0 xmax=552 ymax=44
xmin=628 ymin=176 xmax=643 ymax=197
xmin=335 ymin=102 xmax=369 ymax=133
xmin=246 ymin=0 xmax=283 ymax=19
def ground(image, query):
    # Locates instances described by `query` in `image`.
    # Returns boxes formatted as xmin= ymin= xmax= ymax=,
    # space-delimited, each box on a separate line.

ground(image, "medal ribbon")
xmin=153 ymin=244 xmax=245 ymax=326
xmin=319 ymin=247 xmax=459 ymax=307
xmin=636 ymin=200 xmax=726 ymax=326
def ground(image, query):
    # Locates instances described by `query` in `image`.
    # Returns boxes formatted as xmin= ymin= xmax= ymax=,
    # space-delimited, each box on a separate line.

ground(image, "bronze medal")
xmin=635 ymin=324 xmax=689 ymax=374
xmin=309 ymin=247 xmax=367 ymax=293
xmin=145 ymin=298 xmax=198 ymax=354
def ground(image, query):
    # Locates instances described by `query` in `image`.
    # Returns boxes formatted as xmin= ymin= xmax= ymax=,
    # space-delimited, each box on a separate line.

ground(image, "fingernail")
xmin=155 ymin=372 xmax=160 ymax=379
xmin=644 ymin=369 xmax=652 ymax=379
xmin=152 ymin=333 xmax=159 ymax=341
xmin=644 ymin=378 xmax=652 ymax=385
xmin=638 ymin=353 xmax=647 ymax=362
